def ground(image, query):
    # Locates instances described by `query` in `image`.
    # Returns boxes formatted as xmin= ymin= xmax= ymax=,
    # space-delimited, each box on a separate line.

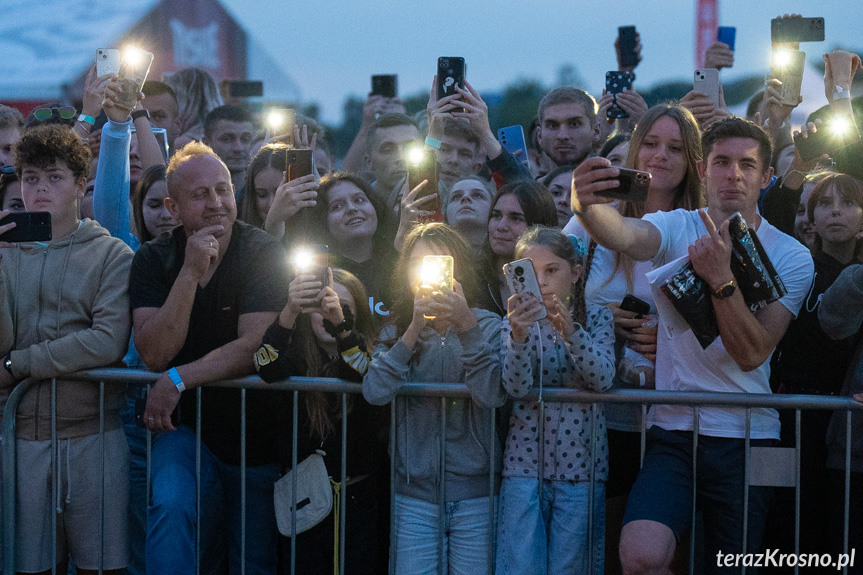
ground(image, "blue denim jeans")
xmin=393 ymin=493 xmax=496 ymax=575
xmin=496 ymin=476 xmax=605 ymax=575
xmin=145 ymin=425 xmax=281 ymax=575
xmin=122 ymin=393 xmax=148 ymax=575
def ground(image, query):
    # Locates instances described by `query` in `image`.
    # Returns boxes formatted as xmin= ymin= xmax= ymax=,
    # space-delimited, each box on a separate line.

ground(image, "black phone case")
xmin=0 ymin=212 xmax=52 ymax=243
xmin=285 ymin=150 xmax=314 ymax=181
xmin=437 ymin=57 xmax=466 ymax=103
xmin=594 ymin=168 xmax=651 ymax=203
xmin=620 ymin=294 xmax=650 ymax=317
xmin=618 ymin=27 xmax=639 ymax=68
xmin=371 ymin=75 xmax=397 ymax=98
xmin=606 ymin=71 xmax=633 ymax=119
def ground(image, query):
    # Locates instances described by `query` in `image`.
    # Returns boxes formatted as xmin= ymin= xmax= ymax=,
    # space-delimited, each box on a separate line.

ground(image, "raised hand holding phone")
xmin=506 ymin=294 xmax=543 ymax=343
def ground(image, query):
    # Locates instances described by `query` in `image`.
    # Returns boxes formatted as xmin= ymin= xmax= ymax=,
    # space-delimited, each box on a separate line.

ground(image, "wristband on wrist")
xmin=131 ymin=109 xmax=150 ymax=121
xmin=323 ymin=305 xmax=355 ymax=338
xmin=77 ymin=114 xmax=96 ymax=125
xmin=425 ymin=136 xmax=441 ymax=149
xmin=833 ymin=85 xmax=851 ymax=101
xmin=167 ymin=367 xmax=186 ymax=393
xmin=572 ymin=205 xmax=590 ymax=217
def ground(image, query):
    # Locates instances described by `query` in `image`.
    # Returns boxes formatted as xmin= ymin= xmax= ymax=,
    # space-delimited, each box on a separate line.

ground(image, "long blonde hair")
xmin=606 ymin=104 xmax=705 ymax=291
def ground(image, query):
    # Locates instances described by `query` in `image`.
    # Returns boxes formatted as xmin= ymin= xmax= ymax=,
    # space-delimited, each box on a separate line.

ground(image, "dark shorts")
xmin=623 ymin=427 xmax=774 ymax=571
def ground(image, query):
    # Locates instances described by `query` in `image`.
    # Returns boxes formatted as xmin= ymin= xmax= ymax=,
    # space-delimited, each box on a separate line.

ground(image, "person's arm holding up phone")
xmin=570 ymin=157 xmax=662 ymax=263
xmin=823 ymin=50 xmax=863 ymax=179
xmin=93 ymin=76 xmax=135 ymax=247
xmin=343 ymin=95 xmax=406 ymax=176
xmin=446 ymin=80 xmax=532 ymax=184
xmin=132 ymin=100 xmax=166 ymax=171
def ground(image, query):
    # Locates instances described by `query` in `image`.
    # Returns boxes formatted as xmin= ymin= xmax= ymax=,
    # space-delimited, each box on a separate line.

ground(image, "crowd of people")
xmin=0 ymin=14 xmax=862 ymax=575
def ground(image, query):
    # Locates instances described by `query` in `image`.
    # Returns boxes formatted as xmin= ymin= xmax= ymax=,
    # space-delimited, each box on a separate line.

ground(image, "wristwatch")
xmin=131 ymin=109 xmax=150 ymax=121
xmin=711 ymin=278 xmax=738 ymax=300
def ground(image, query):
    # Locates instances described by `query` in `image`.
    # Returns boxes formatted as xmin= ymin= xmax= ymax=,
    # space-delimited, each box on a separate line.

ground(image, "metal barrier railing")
xmin=2 ymin=368 xmax=862 ymax=575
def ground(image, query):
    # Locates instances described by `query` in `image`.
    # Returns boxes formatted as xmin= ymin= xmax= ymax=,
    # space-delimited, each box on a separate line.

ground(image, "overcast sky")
xmin=220 ymin=0 xmax=862 ymax=123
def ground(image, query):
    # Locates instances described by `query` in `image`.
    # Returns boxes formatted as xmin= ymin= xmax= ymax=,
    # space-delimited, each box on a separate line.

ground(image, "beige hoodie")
xmin=0 ymin=219 xmax=133 ymax=440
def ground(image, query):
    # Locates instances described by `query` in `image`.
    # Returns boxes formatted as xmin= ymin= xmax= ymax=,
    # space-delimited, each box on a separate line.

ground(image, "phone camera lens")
xmin=441 ymin=59 xmax=449 ymax=68
xmin=514 ymin=266 xmax=524 ymax=276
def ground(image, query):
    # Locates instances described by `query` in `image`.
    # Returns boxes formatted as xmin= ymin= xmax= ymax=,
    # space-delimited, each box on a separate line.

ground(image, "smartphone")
xmin=116 ymin=46 xmax=154 ymax=111
xmin=420 ymin=255 xmax=454 ymax=320
xmin=717 ymin=26 xmax=736 ymax=51
xmin=291 ymin=244 xmax=329 ymax=287
xmin=694 ymin=68 xmax=720 ymax=108
xmin=267 ymin=108 xmax=296 ymax=142
xmin=793 ymin=116 xmax=862 ymax=162
xmin=227 ymin=81 xmax=263 ymax=98
xmin=371 ymin=75 xmax=398 ymax=98
xmin=503 ymin=258 xmax=547 ymax=322
xmin=497 ymin=126 xmax=530 ymax=170
xmin=620 ymin=294 xmax=651 ymax=318
xmin=618 ymin=26 xmax=639 ymax=68
xmin=594 ymin=167 xmax=651 ymax=203
xmin=0 ymin=211 xmax=52 ymax=243
xmin=436 ymin=57 xmax=466 ymax=103
xmin=407 ymin=146 xmax=441 ymax=221
xmin=606 ymin=71 xmax=634 ymax=119
xmin=285 ymin=149 xmax=315 ymax=182
xmin=95 ymin=48 xmax=121 ymax=77
xmin=771 ymin=17 xmax=825 ymax=44
xmin=773 ymin=50 xmax=806 ymax=107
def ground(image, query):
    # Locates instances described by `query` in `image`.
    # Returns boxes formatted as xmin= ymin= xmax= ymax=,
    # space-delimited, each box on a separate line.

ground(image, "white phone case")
xmin=503 ymin=258 xmax=547 ymax=321
xmin=95 ymin=48 xmax=121 ymax=77
xmin=694 ymin=68 xmax=720 ymax=108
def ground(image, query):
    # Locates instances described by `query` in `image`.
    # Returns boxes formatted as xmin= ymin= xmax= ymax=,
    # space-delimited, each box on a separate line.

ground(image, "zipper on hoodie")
xmin=33 ymin=247 xmax=49 ymax=441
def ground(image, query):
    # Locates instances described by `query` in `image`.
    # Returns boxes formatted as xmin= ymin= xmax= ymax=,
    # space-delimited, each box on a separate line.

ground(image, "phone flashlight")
xmin=122 ymin=45 xmax=144 ymax=68
xmin=407 ymin=144 xmax=426 ymax=166
xmin=421 ymin=259 xmax=443 ymax=288
xmin=292 ymin=247 xmax=314 ymax=272
xmin=268 ymin=110 xmax=286 ymax=131
xmin=830 ymin=116 xmax=851 ymax=137
xmin=773 ymin=48 xmax=792 ymax=68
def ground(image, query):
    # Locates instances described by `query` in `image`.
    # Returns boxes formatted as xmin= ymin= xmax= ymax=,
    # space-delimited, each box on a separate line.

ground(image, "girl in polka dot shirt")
xmin=496 ymin=226 xmax=616 ymax=575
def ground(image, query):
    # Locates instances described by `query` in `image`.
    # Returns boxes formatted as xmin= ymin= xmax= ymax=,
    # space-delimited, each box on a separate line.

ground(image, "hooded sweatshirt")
xmin=0 ymin=219 xmax=133 ymax=440
xmin=363 ymin=309 xmax=505 ymax=503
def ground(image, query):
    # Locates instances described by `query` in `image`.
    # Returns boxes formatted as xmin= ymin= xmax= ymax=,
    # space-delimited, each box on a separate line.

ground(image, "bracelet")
xmin=424 ymin=136 xmax=441 ymax=149
xmin=131 ymin=109 xmax=150 ymax=121
xmin=572 ymin=205 xmax=590 ymax=217
xmin=167 ymin=367 xmax=186 ymax=393
xmin=77 ymin=114 xmax=95 ymax=125
xmin=323 ymin=305 xmax=355 ymax=337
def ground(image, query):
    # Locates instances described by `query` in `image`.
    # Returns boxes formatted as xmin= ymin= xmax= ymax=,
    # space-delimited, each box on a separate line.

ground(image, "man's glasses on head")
xmin=32 ymin=106 xmax=76 ymax=121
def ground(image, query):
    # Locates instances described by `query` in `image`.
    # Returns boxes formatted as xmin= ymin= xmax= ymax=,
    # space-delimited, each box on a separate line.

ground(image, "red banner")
xmin=696 ymin=0 xmax=718 ymax=68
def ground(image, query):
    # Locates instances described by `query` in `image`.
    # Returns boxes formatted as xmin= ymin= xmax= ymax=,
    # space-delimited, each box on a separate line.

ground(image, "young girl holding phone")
xmin=497 ymin=226 xmax=615 ymax=575
xmin=363 ymin=223 xmax=504 ymax=575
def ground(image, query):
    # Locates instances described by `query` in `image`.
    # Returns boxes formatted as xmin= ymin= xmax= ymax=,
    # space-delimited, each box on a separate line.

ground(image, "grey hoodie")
xmin=0 ymin=219 xmax=133 ymax=440
xmin=363 ymin=309 xmax=505 ymax=503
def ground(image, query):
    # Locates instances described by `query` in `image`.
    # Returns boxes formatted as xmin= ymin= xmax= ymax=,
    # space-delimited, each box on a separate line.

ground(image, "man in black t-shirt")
xmin=130 ymin=142 xmax=289 ymax=575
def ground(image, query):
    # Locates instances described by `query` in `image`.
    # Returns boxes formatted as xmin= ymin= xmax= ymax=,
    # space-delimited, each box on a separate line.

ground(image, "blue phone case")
xmin=497 ymin=126 xmax=530 ymax=169
xmin=717 ymin=26 xmax=736 ymax=51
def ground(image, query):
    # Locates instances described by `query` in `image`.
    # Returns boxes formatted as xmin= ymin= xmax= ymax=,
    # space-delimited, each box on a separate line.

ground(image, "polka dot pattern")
xmin=500 ymin=305 xmax=616 ymax=482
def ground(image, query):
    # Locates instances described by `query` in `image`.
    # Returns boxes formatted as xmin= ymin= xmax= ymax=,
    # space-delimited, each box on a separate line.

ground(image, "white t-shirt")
xmin=641 ymin=208 xmax=814 ymax=439
xmin=586 ymin=244 xmax=657 ymax=432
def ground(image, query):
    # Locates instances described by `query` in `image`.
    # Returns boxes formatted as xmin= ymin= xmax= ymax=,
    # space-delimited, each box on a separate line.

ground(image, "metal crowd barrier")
xmin=2 ymin=368 xmax=862 ymax=575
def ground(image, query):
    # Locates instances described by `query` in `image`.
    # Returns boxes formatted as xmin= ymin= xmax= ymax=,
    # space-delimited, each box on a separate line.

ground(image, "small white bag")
xmin=274 ymin=450 xmax=333 ymax=536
